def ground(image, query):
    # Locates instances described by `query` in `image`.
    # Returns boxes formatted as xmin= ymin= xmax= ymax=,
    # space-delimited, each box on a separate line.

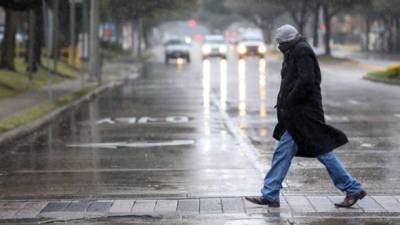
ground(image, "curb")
xmin=0 ymin=65 xmax=142 ymax=147
xmin=0 ymin=81 xmax=118 ymax=147
xmin=363 ymin=76 xmax=400 ymax=86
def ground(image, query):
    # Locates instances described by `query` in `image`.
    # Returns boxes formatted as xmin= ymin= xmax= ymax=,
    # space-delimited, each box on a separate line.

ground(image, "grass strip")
xmin=366 ymin=70 xmax=400 ymax=81
xmin=0 ymin=58 xmax=85 ymax=99
xmin=0 ymin=84 xmax=99 ymax=133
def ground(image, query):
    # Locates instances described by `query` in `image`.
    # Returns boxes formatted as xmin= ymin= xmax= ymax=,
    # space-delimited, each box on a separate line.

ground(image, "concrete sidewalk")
xmin=1 ymin=194 xmax=400 ymax=222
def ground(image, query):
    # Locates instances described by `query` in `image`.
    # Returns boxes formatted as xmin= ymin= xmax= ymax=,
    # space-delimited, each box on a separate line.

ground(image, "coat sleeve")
xmin=286 ymin=47 xmax=316 ymax=106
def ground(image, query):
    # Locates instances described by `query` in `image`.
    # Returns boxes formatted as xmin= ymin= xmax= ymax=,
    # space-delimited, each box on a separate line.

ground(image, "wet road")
xmin=0 ymin=46 xmax=400 ymax=200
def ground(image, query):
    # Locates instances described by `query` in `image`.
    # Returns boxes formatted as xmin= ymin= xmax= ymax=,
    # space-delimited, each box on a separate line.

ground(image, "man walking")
xmin=245 ymin=25 xmax=366 ymax=208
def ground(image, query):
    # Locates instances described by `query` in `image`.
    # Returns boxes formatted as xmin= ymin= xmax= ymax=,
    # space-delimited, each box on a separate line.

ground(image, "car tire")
xmin=186 ymin=55 xmax=191 ymax=63
xmin=165 ymin=56 xmax=169 ymax=64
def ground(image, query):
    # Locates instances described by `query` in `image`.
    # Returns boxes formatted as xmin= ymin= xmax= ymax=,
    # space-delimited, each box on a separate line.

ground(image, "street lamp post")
xmin=69 ymin=0 xmax=76 ymax=67
xmin=89 ymin=0 xmax=100 ymax=82
xmin=42 ymin=0 xmax=53 ymax=101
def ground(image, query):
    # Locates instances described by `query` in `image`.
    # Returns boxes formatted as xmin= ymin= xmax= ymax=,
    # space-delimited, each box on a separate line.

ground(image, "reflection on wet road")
xmin=1 ymin=47 xmax=400 ymax=200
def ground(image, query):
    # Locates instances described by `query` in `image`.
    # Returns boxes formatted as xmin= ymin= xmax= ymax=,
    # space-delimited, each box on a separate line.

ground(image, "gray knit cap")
xmin=274 ymin=24 xmax=299 ymax=44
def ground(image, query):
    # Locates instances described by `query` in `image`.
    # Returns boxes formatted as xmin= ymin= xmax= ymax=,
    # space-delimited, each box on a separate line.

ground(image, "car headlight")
xmin=202 ymin=45 xmax=211 ymax=54
xmin=219 ymin=46 xmax=227 ymax=53
xmin=237 ymin=45 xmax=247 ymax=54
xmin=258 ymin=44 xmax=267 ymax=53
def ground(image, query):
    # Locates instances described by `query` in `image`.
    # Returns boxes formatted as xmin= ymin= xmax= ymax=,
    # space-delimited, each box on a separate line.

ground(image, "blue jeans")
xmin=262 ymin=131 xmax=363 ymax=202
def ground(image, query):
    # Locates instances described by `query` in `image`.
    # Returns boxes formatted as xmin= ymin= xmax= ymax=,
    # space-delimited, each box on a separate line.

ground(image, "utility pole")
xmin=89 ymin=0 xmax=100 ymax=82
xmin=82 ymin=0 xmax=89 ymax=59
xmin=42 ymin=0 xmax=53 ymax=101
xmin=53 ymin=0 xmax=60 ymax=72
xmin=69 ymin=0 xmax=76 ymax=67
xmin=27 ymin=9 xmax=35 ymax=82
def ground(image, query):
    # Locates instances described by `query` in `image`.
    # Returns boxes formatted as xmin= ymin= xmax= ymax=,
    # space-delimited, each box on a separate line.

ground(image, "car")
xmin=164 ymin=39 xmax=191 ymax=63
xmin=201 ymin=35 xmax=228 ymax=59
xmin=236 ymin=36 xmax=267 ymax=59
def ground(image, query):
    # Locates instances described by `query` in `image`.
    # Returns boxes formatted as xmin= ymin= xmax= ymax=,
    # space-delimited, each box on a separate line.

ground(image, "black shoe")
xmin=334 ymin=190 xmax=367 ymax=208
xmin=245 ymin=196 xmax=280 ymax=207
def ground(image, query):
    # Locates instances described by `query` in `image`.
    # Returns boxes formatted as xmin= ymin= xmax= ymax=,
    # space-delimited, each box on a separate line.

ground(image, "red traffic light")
xmin=188 ymin=19 xmax=197 ymax=28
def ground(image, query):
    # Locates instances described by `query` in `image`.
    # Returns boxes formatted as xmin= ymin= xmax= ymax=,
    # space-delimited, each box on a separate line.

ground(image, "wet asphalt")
xmin=0 ymin=45 xmax=400 ymax=204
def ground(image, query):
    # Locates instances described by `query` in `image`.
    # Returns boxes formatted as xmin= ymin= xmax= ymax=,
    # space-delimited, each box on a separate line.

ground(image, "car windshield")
xmin=205 ymin=39 xmax=224 ymax=44
xmin=166 ymin=40 xmax=185 ymax=45
xmin=242 ymin=37 xmax=263 ymax=42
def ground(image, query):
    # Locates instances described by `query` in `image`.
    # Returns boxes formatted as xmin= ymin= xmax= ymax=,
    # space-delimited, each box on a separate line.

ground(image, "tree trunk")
xmin=34 ymin=5 xmax=43 ymax=66
xmin=322 ymin=4 xmax=331 ymax=56
xmin=137 ymin=17 xmax=142 ymax=57
xmin=395 ymin=18 xmax=400 ymax=52
xmin=142 ymin=21 xmax=151 ymax=49
xmin=27 ymin=9 xmax=37 ymax=76
xmin=312 ymin=5 xmax=320 ymax=47
xmin=0 ymin=8 xmax=17 ymax=70
xmin=260 ymin=17 xmax=274 ymax=44
xmin=389 ymin=22 xmax=393 ymax=53
xmin=297 ymin=20 xmax=305 ymax=35
xmin=365 ymin=16 xmax=370 ymax=52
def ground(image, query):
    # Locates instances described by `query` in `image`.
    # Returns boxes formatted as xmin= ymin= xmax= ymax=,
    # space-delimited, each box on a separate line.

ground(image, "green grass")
xmin=367 ymin=70 xmax=400 ymax=81
xmin=0 ymin=58 xmax=83 ymax=99
xmin=41 ymin=58 xmax=82 ymax=79
xmin=317 ymin=55 xmax=356 ymax=64
xmin=0 ymin=84 xmax=98 ymax=133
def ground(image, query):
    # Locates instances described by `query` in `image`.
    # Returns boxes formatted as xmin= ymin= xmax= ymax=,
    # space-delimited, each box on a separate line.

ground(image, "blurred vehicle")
xmin=236 ymin=36 xmax=266 ymax=59
xmin=164 ymin=39 xmax=191 ymax=63
xmin=201 ymin=35 xmax=228 ymax=59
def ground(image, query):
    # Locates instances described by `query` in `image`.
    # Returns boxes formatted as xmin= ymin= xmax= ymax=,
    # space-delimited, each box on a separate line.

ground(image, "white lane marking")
xmin=348 ymin=100 xmax=360 ymax=105
xmin=324 ymin=115 xmax=349 ymax=122
xmin=96 ymin=118 xmax=116 ymax=125
xmin=210 ymin=94 xmax=266 ymax=180
xmin=394 ymin=114 xmax=400 ymax=118
xmin=361 ymin=143 xmax=373 ymax=148
xmin=67 ymin=140 xmax=195 ymax=149
xmin=96 ymin=116 xmax=190 ymax=125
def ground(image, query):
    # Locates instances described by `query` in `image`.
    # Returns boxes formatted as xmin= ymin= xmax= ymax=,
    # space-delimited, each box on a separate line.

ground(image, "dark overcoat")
xmin=273 ymin=37 xmax=348 ymax=158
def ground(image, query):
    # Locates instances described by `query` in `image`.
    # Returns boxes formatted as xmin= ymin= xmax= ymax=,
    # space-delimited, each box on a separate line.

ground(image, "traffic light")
xmin=188 ymin=19 xmax=197 ymax=28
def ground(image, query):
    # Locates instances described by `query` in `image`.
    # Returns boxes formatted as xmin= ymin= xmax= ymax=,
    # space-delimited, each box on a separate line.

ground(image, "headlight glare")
xmin=237 ymin=45 xmax=247 ymax=54
xmin=258 ymin=44 xmax=267 ymax=53
xmin=219 ymin=46 xmax=227 ymax=53
xmin=202 ymin=45 xmax=211 ymax=54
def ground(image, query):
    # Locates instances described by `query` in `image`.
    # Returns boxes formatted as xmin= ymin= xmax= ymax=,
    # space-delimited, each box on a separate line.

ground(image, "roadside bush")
xmin=367 ymin=64 xmax=400 ymax=81
xmin=385 ymin=64 xmax=400 ymax=78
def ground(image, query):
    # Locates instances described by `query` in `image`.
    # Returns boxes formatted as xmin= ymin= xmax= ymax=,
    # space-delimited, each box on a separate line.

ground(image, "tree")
xmin=100 ymin=0 xmax=197 ymax=54
xmin=368 ymin=0 xmax=400 ymax=53
xmin=0 ymin=8 xmax=18 ymax=70
xmin=224 ymin=0 xmax=284 ymax=43
xmin=0 ymin=0 xmax=41 ymax=70
xmin=312 ymin=2 xmax=322 ymax=47
xmin=274 ymin=0 xmax=315 ymax=35
xmin=320 ymin=0 xmax=362 ymax=55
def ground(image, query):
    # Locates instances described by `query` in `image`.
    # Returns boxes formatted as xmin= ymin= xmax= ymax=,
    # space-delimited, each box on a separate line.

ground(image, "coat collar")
xmin=278 ymin=35 xmax=305 ymax=54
